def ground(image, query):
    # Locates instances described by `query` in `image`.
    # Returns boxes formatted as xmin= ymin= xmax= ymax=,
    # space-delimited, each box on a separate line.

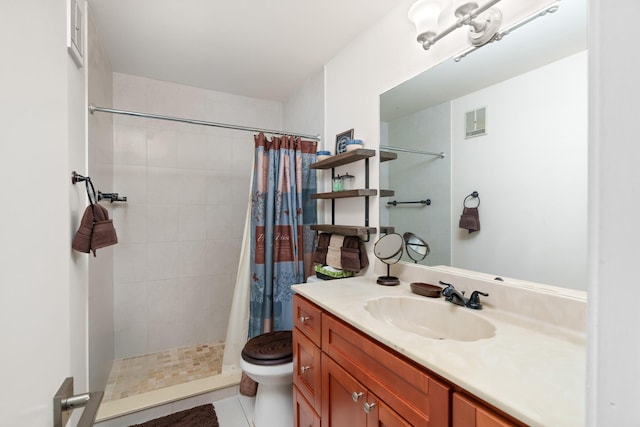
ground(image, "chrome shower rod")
xmin=88 ymin=104 xmax=321 ymax=141
xmin=380 ymin=145 xmax=445 ymax=159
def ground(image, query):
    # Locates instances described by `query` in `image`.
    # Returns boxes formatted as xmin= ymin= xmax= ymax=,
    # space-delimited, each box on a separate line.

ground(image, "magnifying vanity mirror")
xmin=379 ymin=0 xmax=588 ymax=291
xmin=403 ymin=232 xmax=430 ymax=263
xmin=374 ymin=233 xmax=404 ymax=286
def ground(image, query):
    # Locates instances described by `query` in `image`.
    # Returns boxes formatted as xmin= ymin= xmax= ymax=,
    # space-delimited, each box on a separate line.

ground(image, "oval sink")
xmin=364 ymin=296 xmax=496 ymax=342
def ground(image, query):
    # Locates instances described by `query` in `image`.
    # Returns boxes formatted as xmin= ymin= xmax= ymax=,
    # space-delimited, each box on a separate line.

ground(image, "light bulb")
xmin=408 ymin=0 xmax=445 ymax=47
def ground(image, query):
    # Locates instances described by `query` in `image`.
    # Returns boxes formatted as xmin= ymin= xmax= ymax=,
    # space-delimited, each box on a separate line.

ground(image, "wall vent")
xmin=465 ymin=107 xmax=487 ymax=138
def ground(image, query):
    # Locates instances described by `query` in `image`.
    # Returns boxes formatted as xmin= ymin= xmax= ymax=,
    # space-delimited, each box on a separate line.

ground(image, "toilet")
xmin=240 ymin=330 xmax=293 ymax=427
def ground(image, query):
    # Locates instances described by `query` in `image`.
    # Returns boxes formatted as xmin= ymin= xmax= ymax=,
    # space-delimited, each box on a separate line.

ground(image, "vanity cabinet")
xmin=452 ymin=393 xmax=519 ymax=427
xmin=294 ymin=296 xmax=323 ymax=424
xmin=293 ymin=294 xmax=450 ymax=427
xmin=293 ymin=294 xmax=528 ymax=427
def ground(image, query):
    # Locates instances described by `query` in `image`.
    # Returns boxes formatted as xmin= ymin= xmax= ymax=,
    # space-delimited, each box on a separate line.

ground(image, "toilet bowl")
xmin=240 ymin=330 xmax=293 ymax=427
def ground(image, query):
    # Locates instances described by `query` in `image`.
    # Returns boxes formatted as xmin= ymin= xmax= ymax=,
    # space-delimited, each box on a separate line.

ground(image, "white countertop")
xmin=292 ymin=274 xmax=586 ymax=427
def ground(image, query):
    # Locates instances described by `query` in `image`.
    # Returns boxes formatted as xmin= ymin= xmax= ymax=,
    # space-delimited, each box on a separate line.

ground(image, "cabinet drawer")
xmin=294 ymin=385 xmax=321 ymax=427
xmin=322 ymin=313 xmax=450 ymax=427
xmin=294 ymin=294 xmax=323 ymax=347
xmin=293 ymin=326 xmax=322 ymax=414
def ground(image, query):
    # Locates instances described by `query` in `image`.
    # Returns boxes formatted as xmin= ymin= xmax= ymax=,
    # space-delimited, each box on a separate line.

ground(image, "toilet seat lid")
xmin=241 ymin=330 xmax=293 ymax=365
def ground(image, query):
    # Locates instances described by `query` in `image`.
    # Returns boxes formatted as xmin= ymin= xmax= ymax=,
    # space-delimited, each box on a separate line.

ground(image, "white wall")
xmin=87 ymin=5 xmax=115 ymax=391
xmin=588 ymin=0 xmax=640 ymax=424
xmin=451 ymin=51 xmax=587 ymax=290
xmin=111 ymin=74 xmax=282 ymax=358
xmin=0 ymin=0 xmax=89 ymax=425
xmin=283 ymin=69 xmax=325 ymax=141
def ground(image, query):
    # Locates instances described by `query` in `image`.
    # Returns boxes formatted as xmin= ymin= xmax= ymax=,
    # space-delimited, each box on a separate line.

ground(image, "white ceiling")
xmin=88 ymin=0 xmax=400 ymax=101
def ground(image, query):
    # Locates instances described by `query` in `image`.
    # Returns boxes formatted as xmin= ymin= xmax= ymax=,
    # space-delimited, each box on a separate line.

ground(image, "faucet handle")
xmin=467 ymin=290 xmax=489 ymax=310
xmin=439 ymin=281 xmax=455 ymax=296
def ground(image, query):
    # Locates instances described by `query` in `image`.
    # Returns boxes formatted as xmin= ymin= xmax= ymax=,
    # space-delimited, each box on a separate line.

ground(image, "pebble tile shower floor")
xmin=103 ymin=342 xmax=225 ymax=402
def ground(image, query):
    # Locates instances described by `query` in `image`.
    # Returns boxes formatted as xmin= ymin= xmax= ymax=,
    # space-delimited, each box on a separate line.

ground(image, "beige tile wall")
xmin=112 ymin=73 xmax=283 ymax=358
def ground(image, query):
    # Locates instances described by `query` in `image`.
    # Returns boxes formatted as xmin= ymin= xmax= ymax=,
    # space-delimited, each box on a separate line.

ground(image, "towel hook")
xmin=463 ymin=191 xmax=480 ymax=208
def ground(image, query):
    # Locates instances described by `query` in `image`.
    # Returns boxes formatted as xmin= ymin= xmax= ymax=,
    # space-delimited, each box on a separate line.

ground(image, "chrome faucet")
xmin=439 ymin=281 xmax=489 ymax=310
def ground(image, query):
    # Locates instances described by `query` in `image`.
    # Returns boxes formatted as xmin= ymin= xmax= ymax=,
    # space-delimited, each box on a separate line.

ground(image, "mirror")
xmin=403 ymin=232 xmax=430 ymax=263
xmin=374 ymin=233 xmax=404 ymax=286
xmin=379 ymin=0 xmax=588 ymax=290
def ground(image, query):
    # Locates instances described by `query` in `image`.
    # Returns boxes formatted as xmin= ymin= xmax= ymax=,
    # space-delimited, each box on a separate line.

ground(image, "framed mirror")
xmin=379 ymin=0 xmax=587 ymax=290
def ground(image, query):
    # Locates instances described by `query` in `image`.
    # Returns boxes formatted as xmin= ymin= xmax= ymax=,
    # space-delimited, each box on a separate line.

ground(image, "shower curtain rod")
xmin=88 ymin=104 xmax=321 ymax=141
xmin=379 ymin=144 xmax=445 ymax=159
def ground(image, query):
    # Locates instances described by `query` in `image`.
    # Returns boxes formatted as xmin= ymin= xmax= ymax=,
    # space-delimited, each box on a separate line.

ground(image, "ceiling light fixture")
xmin=409 ymin=0 xmax=503 ymax=51
xmin=408 ymin=0 xmax=561 ymax=54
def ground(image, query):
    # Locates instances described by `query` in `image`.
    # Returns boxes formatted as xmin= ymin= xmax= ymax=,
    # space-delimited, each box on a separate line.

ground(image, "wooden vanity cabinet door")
xmin=322 ymin=313 xmax=450 ymax=426
xmin=373 ymin=401 xmax=413 ymax=427
xmin=452 ymin=392 xmax=519 ymax=427
xmin=294 ymin=325 xmax=322 ymax=413
xmin=295 ymin=385 xmax=321 ymax=427
xmin=322 ymin=354 xmax=410 ymax=427
xmin=322 ymin=353 xmax=368 ymax=427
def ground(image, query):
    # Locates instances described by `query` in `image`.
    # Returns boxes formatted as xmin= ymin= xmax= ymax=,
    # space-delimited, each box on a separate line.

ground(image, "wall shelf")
xmin=311 ymin=149 xmax=375 ymax=170
xmin=380 ymin=150 xmax=398 ymax=162
xmin=311 ymin=189 xmax=378 ymax=200
xmin=310 ymin=224 xmax=377 ymax=237
xmin=379 ymin=226 xmax=395 ymax=234
xmin=311 ymin=148 xmax=377 ymax=241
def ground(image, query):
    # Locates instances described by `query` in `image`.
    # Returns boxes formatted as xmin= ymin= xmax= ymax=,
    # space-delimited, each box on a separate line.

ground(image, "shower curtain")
xmin=248 ymin=132 xmax=317 ymax=338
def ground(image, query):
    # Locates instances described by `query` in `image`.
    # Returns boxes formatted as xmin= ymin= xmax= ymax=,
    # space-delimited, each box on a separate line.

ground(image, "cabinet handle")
xmin=363 ymin=402 xmax=376 ymax=414
xmin=351 ymin=391 xmax=363 ymax=402
xmin=300 ymin=365 xmax=311 ymax=373
xmin=299 ymin=316 xmax=310 ymax=323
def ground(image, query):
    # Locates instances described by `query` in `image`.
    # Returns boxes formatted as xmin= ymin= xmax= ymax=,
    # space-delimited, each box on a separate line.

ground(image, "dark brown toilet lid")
xmin=241 ymin=330 xmax=293 ymax=365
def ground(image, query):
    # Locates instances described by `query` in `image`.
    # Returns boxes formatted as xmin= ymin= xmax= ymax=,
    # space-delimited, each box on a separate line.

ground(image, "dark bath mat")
xmin=129 ymin=404 xmax=219 ymax=427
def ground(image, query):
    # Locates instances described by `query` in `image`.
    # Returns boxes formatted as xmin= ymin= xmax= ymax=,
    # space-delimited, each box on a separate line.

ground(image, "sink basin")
xmin=364 ymin=296 xmax=496 ymax=342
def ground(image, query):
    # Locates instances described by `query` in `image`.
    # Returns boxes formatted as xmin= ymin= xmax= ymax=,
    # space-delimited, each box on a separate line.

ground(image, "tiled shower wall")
xmin=383 ymin=102 xmax=452 ymax=267
xmin=111 ymin=73 xmax=282 ymax=358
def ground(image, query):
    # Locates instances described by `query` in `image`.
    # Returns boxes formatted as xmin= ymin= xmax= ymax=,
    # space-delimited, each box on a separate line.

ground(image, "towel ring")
xmin=463 ymin=191 xmax=480 ymax=208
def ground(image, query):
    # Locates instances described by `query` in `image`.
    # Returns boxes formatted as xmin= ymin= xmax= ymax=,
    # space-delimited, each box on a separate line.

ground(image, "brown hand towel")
xmin=341 ymin=236 xmax=369 ymax=272
xmin=72 ymin=205 xmax=95 ymax=254
xmin=459 ymin=207 xmax=480 ymax=233
xmin=91 ymin=203 xmax=118 ymax=254
xmin=72 ymin=203 xmax=118 ymax=256
xmin=312 ymin=232 xmax=331 ymax=264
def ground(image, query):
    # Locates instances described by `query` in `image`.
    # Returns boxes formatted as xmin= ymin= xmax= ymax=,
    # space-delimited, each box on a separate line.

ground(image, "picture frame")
xmin=335 ymin=129 xmax=354 ymax=154
xmin=67 ymin=0 xmax=84 ymax=68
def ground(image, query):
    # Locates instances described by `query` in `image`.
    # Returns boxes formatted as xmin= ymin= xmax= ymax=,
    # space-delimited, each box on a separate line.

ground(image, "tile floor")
xmin=97 ymin=342 xmax=257 ymax=427
xmin=95 ymin=392 xmax=254 ymax=427
xmin=215 ymin=394 xmax=255 ymax=426
xmin=104 ymin=342 xmax=225 ymax=402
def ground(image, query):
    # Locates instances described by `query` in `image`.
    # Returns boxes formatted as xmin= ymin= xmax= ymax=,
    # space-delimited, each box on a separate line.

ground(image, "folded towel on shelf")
xmin=459 ymin=207 xmax=480 ymax=233
xmin=72 ymin=203 xmax=118 ymax=256
xmin=312 ymin=232 xmax=331 ymax=265
xmin=312 ymin=232 xmax=369 ymax=273
xmin=314 ymin=264 xmax=354 ymax=279
xmin=342 ymin=236 xmax=369 ymax=272
xmin=326 ymin=246 xmax=342 ymax=269
xmin=328 ymin=234 xmax=345 ymax=249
